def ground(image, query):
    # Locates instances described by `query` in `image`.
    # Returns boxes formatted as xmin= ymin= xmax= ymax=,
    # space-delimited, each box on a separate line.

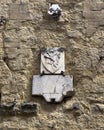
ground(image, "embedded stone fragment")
xmin=19 ymin=103 xmax=37 ymax=114
xmin=48 ymin=4 xmax=62 ymax=21
xmin=0 ymin=16 xmax=7 ymax=26
xmin=95 ymin=104 xmax=104 ymax=112
xmin=67 ymin=30 xmax=82 ymax=39
xmin=32 ymin=75 xmax=73 ymax=102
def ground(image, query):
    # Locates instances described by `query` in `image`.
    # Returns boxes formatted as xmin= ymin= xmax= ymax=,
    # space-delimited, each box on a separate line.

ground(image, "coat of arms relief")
xmin=41 ymin=47 xmax=65 ymax=74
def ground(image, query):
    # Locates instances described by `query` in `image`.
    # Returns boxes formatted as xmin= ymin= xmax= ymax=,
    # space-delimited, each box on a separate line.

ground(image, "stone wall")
xmin=0 ymin=0 xmax=104 ymax=129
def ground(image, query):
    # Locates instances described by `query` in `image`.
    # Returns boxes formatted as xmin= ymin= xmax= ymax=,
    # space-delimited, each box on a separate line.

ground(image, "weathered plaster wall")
xmin=0 ymin=0 xmax=104 ymax=129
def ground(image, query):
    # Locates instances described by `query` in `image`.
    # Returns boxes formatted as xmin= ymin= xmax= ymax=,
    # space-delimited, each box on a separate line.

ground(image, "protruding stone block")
xmin=19 ymin=103 xmax=37 ymax=114
xmin=32 ymin=75 xmax=73 ymax=102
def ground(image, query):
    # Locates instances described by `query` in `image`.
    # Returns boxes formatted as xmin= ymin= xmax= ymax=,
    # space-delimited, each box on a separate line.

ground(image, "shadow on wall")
xmin=31 ymin=95 xmax=74 ymax=112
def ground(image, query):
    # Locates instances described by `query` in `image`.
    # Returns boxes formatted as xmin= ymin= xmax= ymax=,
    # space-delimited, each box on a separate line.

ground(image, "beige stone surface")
xmin=0 ymin=0 xmax=104 ymax=129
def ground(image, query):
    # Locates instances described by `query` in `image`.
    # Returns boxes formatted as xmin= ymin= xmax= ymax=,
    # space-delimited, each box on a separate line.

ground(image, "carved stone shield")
xmin=41 ymin=48 xmax=65 ymax=74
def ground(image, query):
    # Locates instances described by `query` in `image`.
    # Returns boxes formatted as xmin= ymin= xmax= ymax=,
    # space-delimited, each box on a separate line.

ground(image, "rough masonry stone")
xmin=9 ymin=4 xmax=30 ymax=20
xmin=83 ymin=0 xmax=104 ymax=36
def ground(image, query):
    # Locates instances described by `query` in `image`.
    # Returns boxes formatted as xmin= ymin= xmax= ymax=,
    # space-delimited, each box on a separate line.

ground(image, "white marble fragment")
xmin=32 ymin=75 xmax=73 ymax=102
xmin=48 ymin=4 xmax=62 ymax=15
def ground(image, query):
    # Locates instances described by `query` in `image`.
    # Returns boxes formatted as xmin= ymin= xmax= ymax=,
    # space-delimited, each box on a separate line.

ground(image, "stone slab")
xmin=32 ymin=75 xmax=73 ymax=102
xmin=41 ymin=47 xmax=65 ymax=74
